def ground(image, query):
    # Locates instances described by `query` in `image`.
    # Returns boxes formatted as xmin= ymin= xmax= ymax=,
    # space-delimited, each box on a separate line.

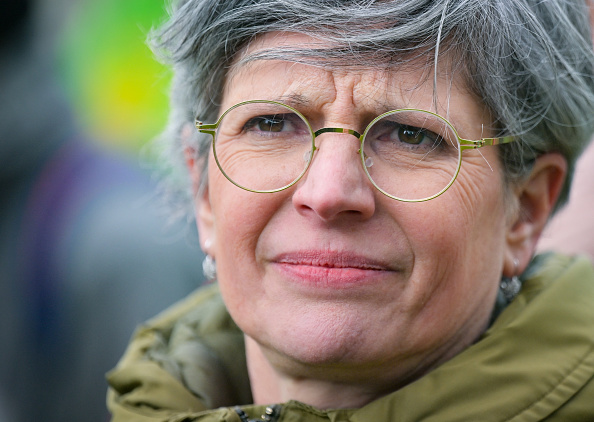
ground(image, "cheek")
xmin=440 ymin=150 xmax=507 ymax=244
xmin=392 ymin=174 xmax=507 ymax=354
xmin=211 ymin=187 xmax=262 ymax=267
xmin=211 ymin=191 xmax=267 ymax=325
xmin=208 ymin=163 xmax=290 ymax=307
xmin=400 ymin=158 xmax=507 ymax=308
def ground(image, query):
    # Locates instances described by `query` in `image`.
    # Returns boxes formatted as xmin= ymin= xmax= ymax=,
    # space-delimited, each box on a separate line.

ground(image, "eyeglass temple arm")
xmin=459 ymin=136 xmax=515 ymax=151
xmin=195 ymin=120 xmax=217 ymax=137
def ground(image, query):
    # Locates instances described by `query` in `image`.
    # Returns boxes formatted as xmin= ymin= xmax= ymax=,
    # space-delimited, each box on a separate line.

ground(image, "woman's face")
xmin=195 ymin=33 xmax=512 ymax=386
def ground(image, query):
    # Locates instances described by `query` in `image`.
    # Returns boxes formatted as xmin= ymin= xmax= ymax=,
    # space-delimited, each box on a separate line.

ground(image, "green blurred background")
xmin=57 ymin=0 xmax=170 ymax=153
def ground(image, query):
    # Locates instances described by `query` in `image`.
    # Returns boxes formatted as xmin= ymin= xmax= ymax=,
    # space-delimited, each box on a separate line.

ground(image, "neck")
xmin=245 ymin=336 xmax=387 ymax=409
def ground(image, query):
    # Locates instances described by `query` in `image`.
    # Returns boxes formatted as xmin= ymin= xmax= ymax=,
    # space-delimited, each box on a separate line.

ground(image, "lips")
xmin=271 ymin=250 xmax=397 ymax=288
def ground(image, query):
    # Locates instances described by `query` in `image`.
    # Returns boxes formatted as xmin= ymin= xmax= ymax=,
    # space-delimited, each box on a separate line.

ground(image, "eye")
xmin=255 ymin=116 xmax=285 ymax=132
xmin=398 ymin=125 xmax=432 ymax=145
xmin=245 ymin=114 xmax=298 ymax=134
xmin=371 ymin=121 xmax=441 ymax=148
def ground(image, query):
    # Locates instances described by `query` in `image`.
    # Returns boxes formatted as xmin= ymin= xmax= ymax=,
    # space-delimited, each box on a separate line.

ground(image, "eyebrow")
xmin=271 ymin=94 xmax=311 ymax=110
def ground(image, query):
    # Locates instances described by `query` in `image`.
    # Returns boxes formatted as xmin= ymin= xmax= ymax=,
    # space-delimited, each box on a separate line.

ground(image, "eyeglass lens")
xmin=213 ymin=102 xmax=314 ymax=192
xmin=213 ymin=101 xmax=462 ymax=200
xmin=361 ymin=110 xmax=461 ymax=201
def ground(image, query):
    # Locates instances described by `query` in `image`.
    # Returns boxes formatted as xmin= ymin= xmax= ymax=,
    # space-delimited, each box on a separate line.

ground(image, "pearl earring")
xmin=500 ymin=258 xmax=522 ymax=302
xmin=202 ymin=254 xmax=217 ymax=281
xmin=202 ymin=239 xmax=216 ymax=280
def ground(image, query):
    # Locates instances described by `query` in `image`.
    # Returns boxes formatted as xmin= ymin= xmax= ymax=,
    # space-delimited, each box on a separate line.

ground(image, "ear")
xmin=184 ymin=139 xmax=216 ymax=256
xmin=504 ymin=153 xmax=567 ymax=275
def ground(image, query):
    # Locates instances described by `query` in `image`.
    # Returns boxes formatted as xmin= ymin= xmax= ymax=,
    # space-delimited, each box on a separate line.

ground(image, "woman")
xmin=107 ymin=0 xmax=594 ymax=420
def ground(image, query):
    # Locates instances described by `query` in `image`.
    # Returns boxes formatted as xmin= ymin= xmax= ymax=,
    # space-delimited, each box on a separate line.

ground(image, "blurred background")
xmin=57 ymin=0 xmax=170 ymax=153
xmin=0 ymin=0 xmax=204 ymax=421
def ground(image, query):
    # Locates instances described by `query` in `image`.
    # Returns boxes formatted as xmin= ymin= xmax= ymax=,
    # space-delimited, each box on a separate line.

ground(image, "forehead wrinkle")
xmin=225 ymin=51 xmax=487 ymax=136
xmin=225 ymin=56 xmax=337 ymax=100
xmin=367 ymin=66 xmax=487 ymax=136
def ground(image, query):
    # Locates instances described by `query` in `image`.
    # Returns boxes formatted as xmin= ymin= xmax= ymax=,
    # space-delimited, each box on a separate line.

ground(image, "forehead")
xmin=222 ymin=32 xmax=486 ymax=130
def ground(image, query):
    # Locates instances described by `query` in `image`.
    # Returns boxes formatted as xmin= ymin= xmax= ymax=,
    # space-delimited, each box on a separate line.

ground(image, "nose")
xmin=292 ymin=132 xmax=376 ymax=222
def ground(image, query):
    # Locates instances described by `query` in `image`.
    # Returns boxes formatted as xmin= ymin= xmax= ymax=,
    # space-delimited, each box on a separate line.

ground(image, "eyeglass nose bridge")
xmin=314 ymin=127 xmax=362 ymax=139
xmin=312 ymin=127 xmax=365 ymax=159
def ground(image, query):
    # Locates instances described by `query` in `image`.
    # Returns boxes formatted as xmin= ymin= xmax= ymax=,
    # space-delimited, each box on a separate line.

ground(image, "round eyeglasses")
xmin=195 ymin=100 xmax=515 ymax=202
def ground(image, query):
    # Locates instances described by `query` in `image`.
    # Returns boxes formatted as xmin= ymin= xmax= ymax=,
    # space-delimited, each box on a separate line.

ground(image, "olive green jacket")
xmin=107 ymin=254 xmax=594 ymax=421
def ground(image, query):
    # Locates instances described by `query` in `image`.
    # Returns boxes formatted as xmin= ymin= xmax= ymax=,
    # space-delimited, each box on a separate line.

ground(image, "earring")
xmin=500 ymin=258 xmax=521 ymax=302
xmin=202 ymin=254 xmax=217 ymax=281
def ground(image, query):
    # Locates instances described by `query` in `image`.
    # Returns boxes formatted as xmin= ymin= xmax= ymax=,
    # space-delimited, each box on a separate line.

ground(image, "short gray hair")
xmin=149 ymin=0 xmax=594 ymax=220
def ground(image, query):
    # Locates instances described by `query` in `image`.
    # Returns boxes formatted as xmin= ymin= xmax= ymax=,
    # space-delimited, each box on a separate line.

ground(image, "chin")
xmin=257 ymin=309 xmax=376 ymax=368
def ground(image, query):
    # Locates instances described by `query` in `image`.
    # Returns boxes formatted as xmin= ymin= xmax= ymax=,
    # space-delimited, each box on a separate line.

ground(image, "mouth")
xmin=271 ymin=250 xmax=397 ymax=288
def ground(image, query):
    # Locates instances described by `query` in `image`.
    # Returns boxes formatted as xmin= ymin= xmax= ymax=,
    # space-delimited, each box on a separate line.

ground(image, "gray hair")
xmin=149 ymin=0 xmax=594 ymax=221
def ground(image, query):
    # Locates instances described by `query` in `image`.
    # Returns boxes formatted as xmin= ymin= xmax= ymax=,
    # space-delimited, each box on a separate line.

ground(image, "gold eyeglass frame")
xmin=195 ymin=99 xmax=515 ymax=202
